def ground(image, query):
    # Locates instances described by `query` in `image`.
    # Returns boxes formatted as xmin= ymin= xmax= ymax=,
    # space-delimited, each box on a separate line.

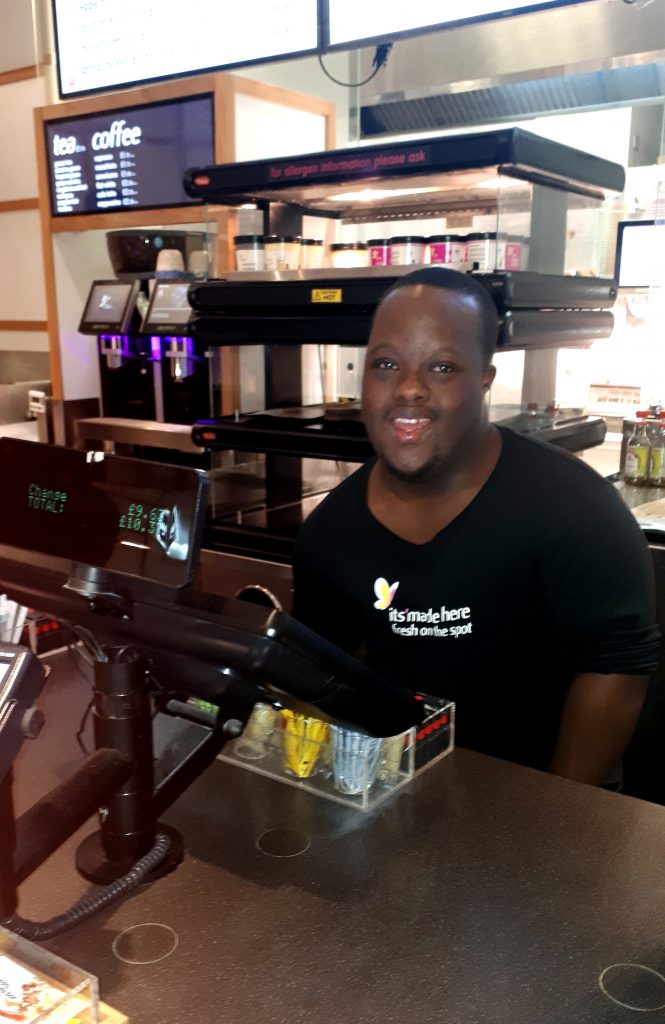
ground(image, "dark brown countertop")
xmin=11 ymin=648 xmax=665 ymax=1024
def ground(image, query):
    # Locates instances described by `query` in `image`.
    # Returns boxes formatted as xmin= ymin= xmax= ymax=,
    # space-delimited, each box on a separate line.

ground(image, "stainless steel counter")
xmin=12 ymin=649 xmax=665 ymax=1024
xmin=74 ymin=418 xmax=205 ymax=454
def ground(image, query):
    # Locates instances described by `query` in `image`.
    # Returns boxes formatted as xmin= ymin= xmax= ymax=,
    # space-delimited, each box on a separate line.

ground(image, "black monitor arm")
xmin=0 ymin=641 xmax=135 ymax=917
xmin=0 ymin=438 xmax=424 ymax=905
xmin=0 ymin=744 xmax=133 ymax=919
xmin=0 ymin=554 xmax=425 ymax=890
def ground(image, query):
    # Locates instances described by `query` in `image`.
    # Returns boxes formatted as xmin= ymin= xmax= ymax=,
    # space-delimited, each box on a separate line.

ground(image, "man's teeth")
xmin=395 ymin=417 xmax=426 ymax=424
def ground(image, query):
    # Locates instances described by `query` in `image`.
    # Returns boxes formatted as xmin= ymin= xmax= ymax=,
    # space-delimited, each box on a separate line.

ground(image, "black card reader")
xmin=0 ymin=646 xmax=46 ymax=783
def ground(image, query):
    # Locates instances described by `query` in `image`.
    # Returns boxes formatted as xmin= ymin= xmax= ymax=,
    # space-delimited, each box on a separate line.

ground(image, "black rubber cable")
xmin=317 ymin=44 xmax=392 ymax=88
xmin=2 ymin=833 xmax=171 ymax=941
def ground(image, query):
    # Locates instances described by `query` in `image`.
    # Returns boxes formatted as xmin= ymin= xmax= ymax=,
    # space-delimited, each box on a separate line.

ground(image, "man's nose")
xmin=394 ymin=366 xmax=429 ymax=400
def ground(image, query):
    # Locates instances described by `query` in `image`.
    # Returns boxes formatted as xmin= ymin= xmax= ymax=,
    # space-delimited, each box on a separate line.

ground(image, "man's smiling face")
xmin=362 ymin=283 xmax=495 ymax=484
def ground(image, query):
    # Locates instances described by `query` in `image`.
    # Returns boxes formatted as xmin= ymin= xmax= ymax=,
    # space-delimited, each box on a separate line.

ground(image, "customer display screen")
xmin=0 ymin=438 xmax=208 ymax=589
xmin=325 ymin=0 xmax=596 ymax=47
xmin=143 ymin=282 xmax=193 ymax=333
xmin=79 ymin=280 xmax=138 ymax=334
xmin=44 ymin=94 xmax=214 ymax=217
xmin=614 ymin=220 xmax=665 ymax=289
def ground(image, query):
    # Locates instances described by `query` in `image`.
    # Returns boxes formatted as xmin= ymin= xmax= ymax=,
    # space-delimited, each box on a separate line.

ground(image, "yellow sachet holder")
xmin=281 ymin=709 xmax=329 ymax=778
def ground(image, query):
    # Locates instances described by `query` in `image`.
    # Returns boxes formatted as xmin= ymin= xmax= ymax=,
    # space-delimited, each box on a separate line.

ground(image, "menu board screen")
xmin=44 ymin=95 xmax=214 ymax=217
xmin=326 ymin=0 xmax=595 ymax=47
xmin=52 ymin=0 xmax=318 ymax=98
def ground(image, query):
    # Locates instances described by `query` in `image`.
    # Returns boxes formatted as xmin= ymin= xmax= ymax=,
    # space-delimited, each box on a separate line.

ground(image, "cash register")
xmin=0 ymin=437 xmax=424 ymax=933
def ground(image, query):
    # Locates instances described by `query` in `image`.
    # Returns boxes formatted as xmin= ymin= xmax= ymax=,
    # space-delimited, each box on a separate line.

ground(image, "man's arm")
xmin=548 ymin=672 xmax=648 ymax=785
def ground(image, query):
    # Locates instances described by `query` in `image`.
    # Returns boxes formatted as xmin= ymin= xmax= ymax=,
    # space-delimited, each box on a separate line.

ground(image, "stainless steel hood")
xmin=358 ymin=0 xmax=665 ymax=137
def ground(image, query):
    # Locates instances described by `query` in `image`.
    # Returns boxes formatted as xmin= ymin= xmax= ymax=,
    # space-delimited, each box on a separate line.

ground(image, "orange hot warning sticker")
xmin=311 ymin=288 xmax=342 ymax=303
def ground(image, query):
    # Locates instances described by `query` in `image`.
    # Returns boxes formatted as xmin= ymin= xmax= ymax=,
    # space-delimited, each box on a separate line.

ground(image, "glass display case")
xmin=0 ymin=927 xmax=99 ymax=1024
xmin=219 ymin=695 xmax=454 ymax=812
xmin=185 ymin=124 xmax=622 ymax=274
xmin=179 ymin=128 xmax=624 ymax=567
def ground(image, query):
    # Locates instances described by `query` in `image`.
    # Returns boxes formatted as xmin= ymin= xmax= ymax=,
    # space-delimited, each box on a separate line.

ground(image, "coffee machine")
xmin=142 ymin=280 xmax=212 ymax=425
xmin=78 ymin=278 xmax=159 ymax=420
xmin=78 ymin=229 xmax=212 ymax=423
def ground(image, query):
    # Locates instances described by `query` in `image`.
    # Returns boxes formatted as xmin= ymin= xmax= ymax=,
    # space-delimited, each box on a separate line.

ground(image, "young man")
xmin=292 ymin=267 xmax=659 ymax=784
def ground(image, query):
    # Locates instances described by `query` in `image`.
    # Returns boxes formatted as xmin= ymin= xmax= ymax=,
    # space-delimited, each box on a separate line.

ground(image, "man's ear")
xmin=482 ymin=363 xmax=497 ymax=393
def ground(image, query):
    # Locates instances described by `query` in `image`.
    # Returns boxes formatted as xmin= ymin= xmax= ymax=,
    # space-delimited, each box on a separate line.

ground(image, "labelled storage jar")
xmin=234 ymin=235 xmax=265 ymax=272
xmin=300 ymin=238 xmax=325 ymax=269
xmin=389 ymin=236 xmax=426 ymax=265
xmin=367 ymin=239 xmax=390 ymax=267
xmin=502 ymin=235 xmax=523 ymax=271
xmin=264 ymin=235 xmax=301 ymax=271
xmin=330 ymin=242 xmax=369 ymax=268
xmin=466 ymin=232 xmax=497 ymax=271
xmin=429 ymin=234 xmax=466 ymax=265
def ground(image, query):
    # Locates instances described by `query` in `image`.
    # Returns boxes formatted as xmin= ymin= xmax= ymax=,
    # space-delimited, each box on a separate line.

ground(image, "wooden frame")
xmin=0 ymin=198 xmax=39 ymax=213
xmin=0 ymin=320 xmax=47 ymax=332
xmin=0 ymin=66 xmax=39 ymax=87
xmin=35 ymin=71 xmax=335 ymax=402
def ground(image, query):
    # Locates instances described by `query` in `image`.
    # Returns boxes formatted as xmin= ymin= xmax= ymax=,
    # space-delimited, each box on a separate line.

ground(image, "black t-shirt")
xmin=292 ymin=427 xmax=659 ymax=770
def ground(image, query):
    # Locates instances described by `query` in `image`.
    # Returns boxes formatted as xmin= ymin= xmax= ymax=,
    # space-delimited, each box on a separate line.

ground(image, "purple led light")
xmin=164 ymin=337 xmax=194 ymax=355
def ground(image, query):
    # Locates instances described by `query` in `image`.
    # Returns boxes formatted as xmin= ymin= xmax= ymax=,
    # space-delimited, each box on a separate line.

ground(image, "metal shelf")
xmin=192 ymin=412 xmax=606 ymax=461
xmin=184 ymin=127 xmax=625 ymax=220
xmin=193 ymin=414 xmax=374 ymax=461
xmin=188 ymin=270 xmax=617 ymax=350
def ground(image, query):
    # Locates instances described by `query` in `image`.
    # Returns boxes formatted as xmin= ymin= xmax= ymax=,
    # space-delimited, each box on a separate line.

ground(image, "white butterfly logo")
xmin=373 ymin=577 xmax=399 ymax=611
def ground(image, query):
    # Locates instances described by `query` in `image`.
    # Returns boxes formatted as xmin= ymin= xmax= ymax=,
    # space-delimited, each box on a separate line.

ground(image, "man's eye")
xmin=372 ymin=357 xmax=398 ymax=370
xmin=431 ymin=362 xmax=454 ymax=373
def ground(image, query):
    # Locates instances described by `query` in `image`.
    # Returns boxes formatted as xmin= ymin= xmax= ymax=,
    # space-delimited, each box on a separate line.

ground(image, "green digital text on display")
xmin=118 ymin=503 xmax=169 ymax=536
xmin=27 ymin=483 xmax=68 ymax=514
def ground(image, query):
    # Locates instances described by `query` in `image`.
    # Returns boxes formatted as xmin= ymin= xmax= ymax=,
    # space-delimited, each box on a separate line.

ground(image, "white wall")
xmin=0 ymin=46 xmax=49 ymax=362
xmin=0 ymin=75 xmax=45 ymax=198
xmin=52 ymin=231 xmax=115 ymax=400
xmin=239 ymin=51 xmax=355 ymax=147
xmin=0 ymin=210 xmax=46 ymax=322
xmin=0 ymin=0 xmax=37 ymax=73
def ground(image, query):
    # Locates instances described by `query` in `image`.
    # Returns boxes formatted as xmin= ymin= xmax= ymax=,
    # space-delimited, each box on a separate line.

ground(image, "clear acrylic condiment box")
xmin=0 ymin=926 xmax=99 ymax=1024
xmin=219 ymin=696 xmax=454 ymax=811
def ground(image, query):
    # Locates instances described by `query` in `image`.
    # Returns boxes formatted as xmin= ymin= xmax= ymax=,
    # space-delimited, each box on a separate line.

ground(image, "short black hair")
xmin=377 ymin=266 xmax=499 ymax=364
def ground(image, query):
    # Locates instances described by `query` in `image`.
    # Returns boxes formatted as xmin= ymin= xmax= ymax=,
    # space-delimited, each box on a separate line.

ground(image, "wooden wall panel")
xmin=0 ymin=209 xmax=47 ymax=320
xmin=0 ymin=75 xmax=46 ymax=201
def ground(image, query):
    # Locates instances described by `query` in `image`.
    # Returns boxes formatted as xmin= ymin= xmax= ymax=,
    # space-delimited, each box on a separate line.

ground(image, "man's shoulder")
xmin=499 ymin=426 xmax=616 ymax=492
xmin=497 ymin=427 xmax=639 ymax=534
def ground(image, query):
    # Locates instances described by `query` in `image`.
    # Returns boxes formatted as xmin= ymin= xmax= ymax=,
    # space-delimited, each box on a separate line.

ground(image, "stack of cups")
xmin=330 ymin=725 xmax=383 ymax=795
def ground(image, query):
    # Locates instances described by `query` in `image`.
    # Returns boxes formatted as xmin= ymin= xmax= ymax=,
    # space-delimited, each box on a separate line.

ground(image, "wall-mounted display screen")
xmin=143 ymin=282 xmax=193 ymax=334
xmin=0 ymin=438 xmax=208 ymax=589
xmin=325 ymin=0 xmax=596 ymax=48
xmin=52 ymin=0 xmax=318 ymax=98
xmin=44 ymin=94 xmax=214 ymax=217
xmin=614 ymin=220 xmax=665 ymax=289
xmin=79 ymin=280 xmax=139 ymax=335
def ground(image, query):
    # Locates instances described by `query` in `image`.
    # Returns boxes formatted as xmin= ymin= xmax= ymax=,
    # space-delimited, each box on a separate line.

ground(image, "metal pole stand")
xmin=75 ymin=646 xmax=183 ymax=885
xmin=0 ymin=771 xmax=18 ymax=918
